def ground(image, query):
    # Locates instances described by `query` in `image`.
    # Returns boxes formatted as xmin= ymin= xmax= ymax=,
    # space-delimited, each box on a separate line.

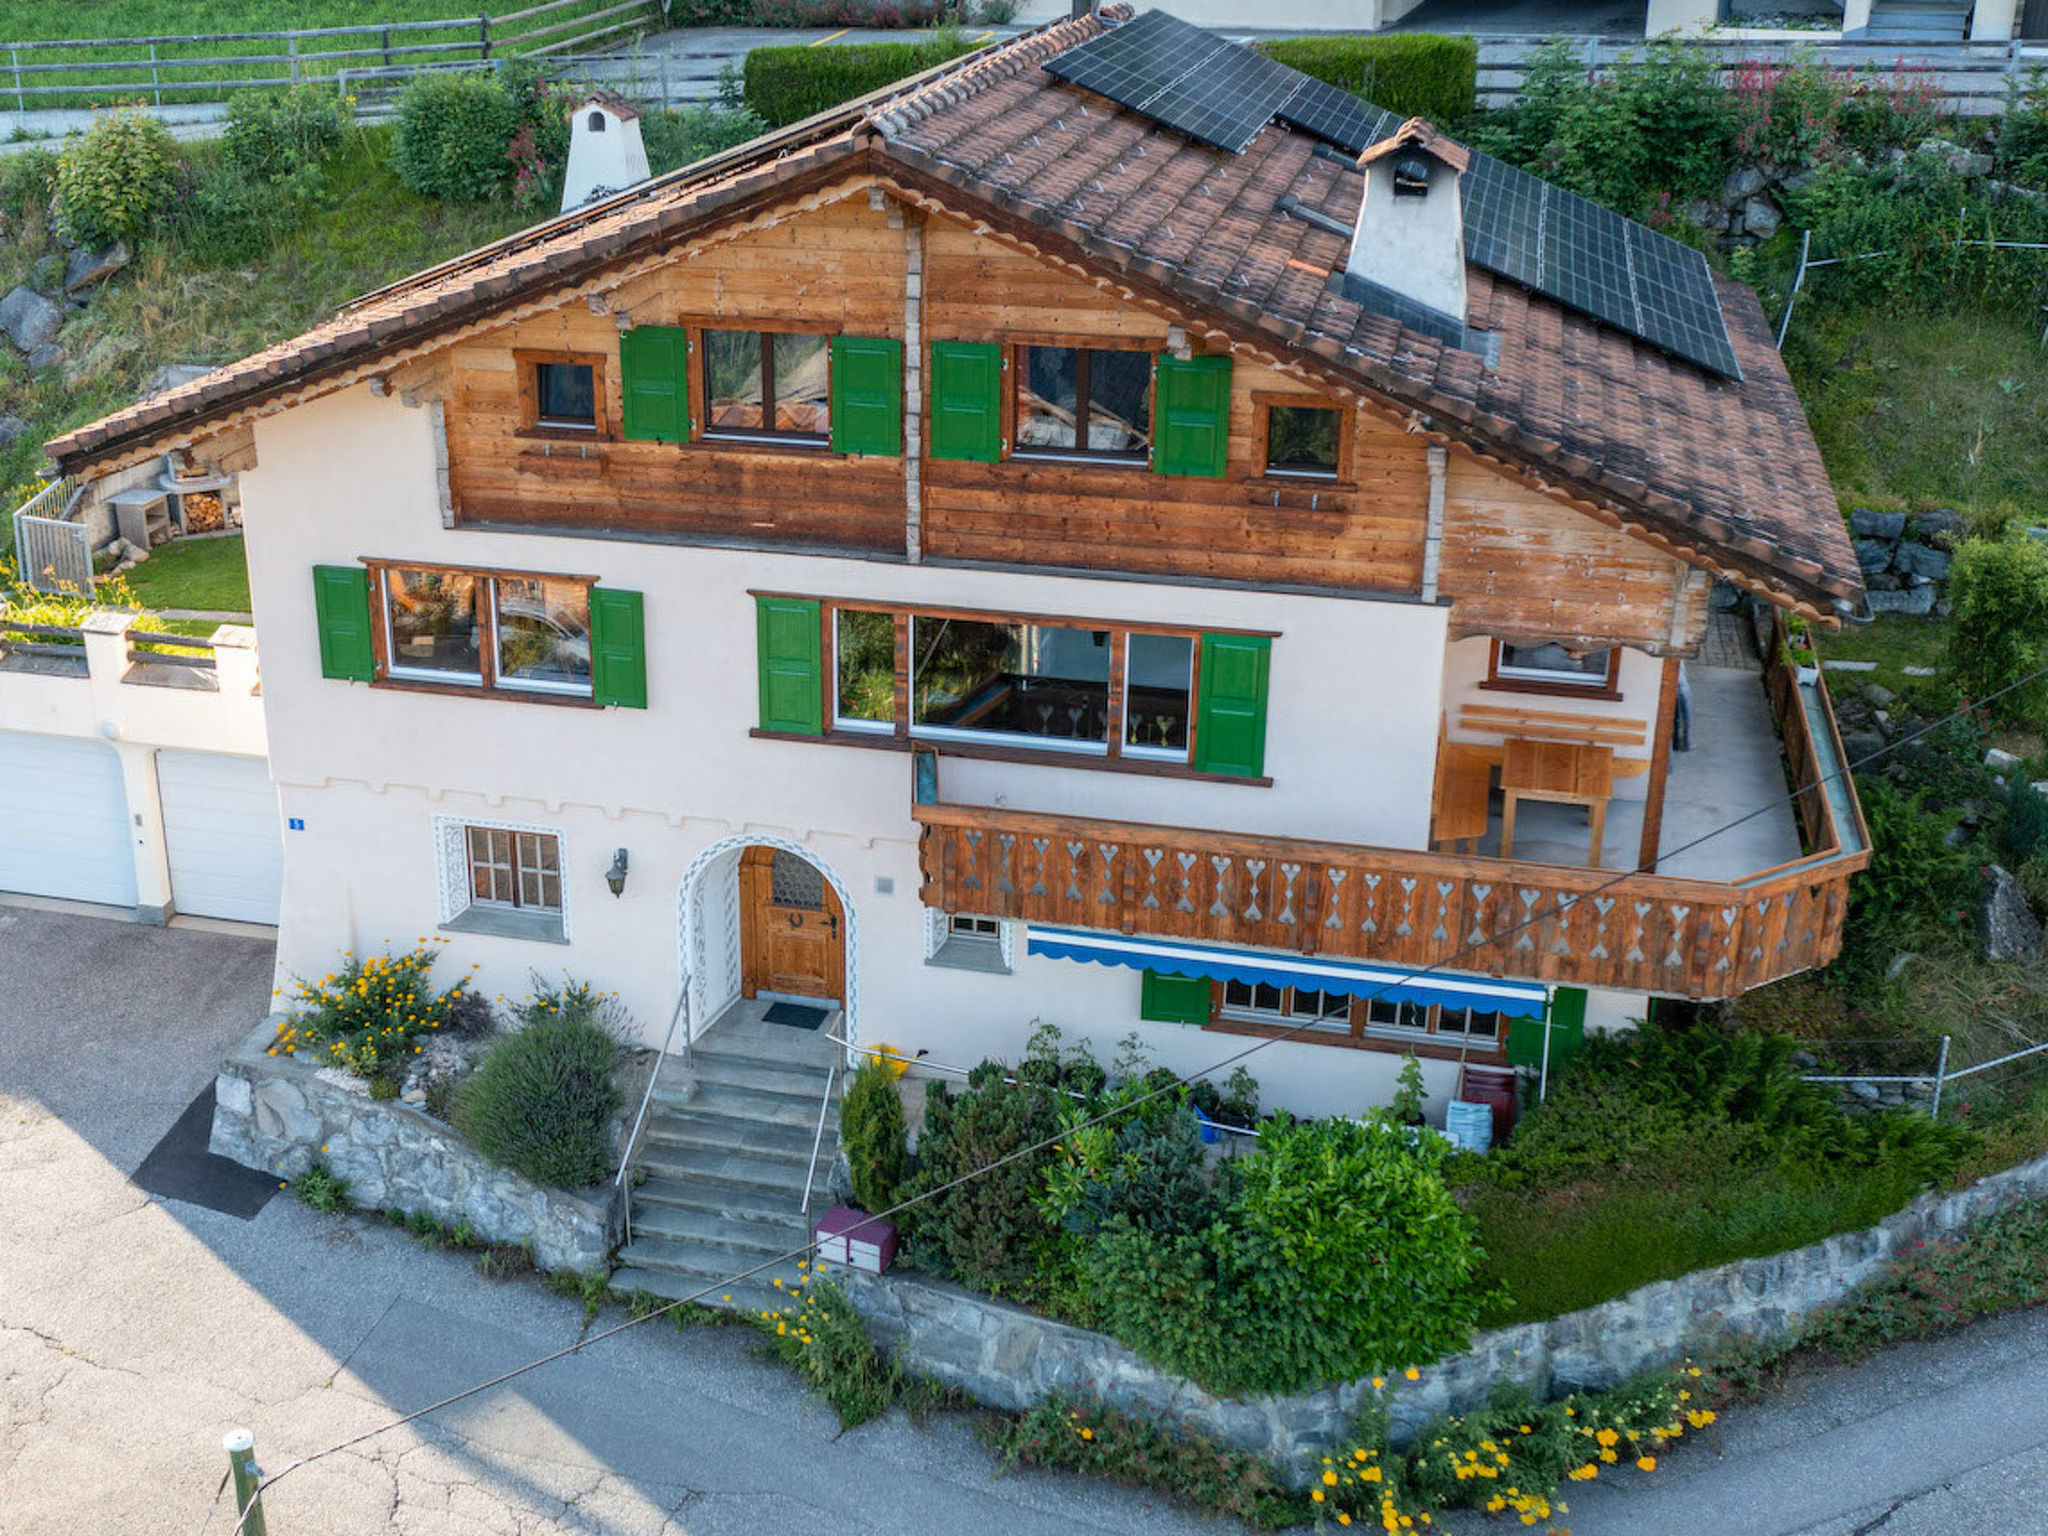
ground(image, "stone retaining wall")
xmin=841 ymin=1145 xmax=2048 ymax=1485
xmin=210 ymin=1017 xmax=618 ymax=1272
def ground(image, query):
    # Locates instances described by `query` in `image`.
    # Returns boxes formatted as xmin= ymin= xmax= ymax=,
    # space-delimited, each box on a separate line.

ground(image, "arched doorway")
xmin=677 ymin=836 xmax=859 ymax=1048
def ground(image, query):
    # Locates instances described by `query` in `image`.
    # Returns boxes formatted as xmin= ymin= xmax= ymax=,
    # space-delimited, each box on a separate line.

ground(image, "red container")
xmin=814 ymin=1205 xmax=898 ymax=1275
xmin=1457 ymin=1064 xmax=1522 ymax=1147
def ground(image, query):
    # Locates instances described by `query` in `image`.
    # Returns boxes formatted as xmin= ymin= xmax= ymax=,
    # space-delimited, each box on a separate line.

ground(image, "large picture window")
xmin=1015 ymin=345 xmax=1152 ymax=461
xmin=912 ymin=616 xmax=1112 ymax=751
xmin=376 ymin=565 xmax=592 ymax=699
xmin=1214 ymin=982 xmax=1506 ymax=1053
xmin=703 ymin=329 xmax=830 ymax=443
xmin=834 ymin=607 xmax=896 ymax=732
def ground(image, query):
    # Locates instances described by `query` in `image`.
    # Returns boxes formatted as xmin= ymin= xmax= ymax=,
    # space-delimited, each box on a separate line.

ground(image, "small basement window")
xmin=1264 ymin=404 xmax=1341 ymax=477
xmin=437 ymin=819 xmax=570 ymax=943
xmin=927 ymin=912 xmax=1011 ymax=973
xmin=1488 ymin=641 xmax=1619 ymax=696
xmin=517 ymin=350 xmax=608 ymax=437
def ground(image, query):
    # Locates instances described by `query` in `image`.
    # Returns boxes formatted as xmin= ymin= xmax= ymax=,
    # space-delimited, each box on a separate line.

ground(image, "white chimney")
xmin=1348 ymin=118 xmax=1469 ymax=330
xmin=561 ymin=92 xmax=651 ymax=214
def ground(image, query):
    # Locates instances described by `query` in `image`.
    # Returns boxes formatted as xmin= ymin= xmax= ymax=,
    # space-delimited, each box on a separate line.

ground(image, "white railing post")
xmin=210 ymin=625 xmax=260 ymax=697
xmin=1930 ymin=1034 xmax=1952 ymax=1118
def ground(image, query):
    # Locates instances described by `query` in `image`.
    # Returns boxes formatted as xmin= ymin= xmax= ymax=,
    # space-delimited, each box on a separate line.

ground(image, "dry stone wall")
xmin=842 ymin=1147 xmax=2048 ymax=1486
xmin=210 ymin=1017 xmax=618 ymax=1272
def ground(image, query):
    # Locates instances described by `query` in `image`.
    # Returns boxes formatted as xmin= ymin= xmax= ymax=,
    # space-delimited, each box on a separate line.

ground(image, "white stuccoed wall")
xmin=240 ymin=384 xmax=1519 ymax=1119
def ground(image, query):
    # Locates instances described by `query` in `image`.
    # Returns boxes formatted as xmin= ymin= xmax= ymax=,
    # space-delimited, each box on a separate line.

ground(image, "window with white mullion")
xmin=468 ymin=827 xmax=562 ymax=914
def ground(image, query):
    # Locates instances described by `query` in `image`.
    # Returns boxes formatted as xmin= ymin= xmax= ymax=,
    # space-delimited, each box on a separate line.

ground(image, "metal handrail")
xmin=615 ymin=988 xmax=686 ymax=1233
xmin=800 ymin=1062 xmax=837 ymax=1217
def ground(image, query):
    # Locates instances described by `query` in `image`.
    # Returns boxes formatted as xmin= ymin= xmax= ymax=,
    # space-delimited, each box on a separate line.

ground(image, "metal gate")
xmin=8 ymin=476 xmax=89 ymax=595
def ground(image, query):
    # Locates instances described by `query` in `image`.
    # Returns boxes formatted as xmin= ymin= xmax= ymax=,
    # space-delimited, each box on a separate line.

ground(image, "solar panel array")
xmin=1042 ymin=10 xmax=1742 ymax=380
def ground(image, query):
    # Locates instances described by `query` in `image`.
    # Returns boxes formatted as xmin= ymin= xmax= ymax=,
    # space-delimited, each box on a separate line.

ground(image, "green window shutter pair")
xmin=1140 ymin=969 xmax=1211 ymax=1025
xmin=1153 ymin=354 xmax=1231 ymax=478
xmin=1505 ymin=987 xmax=1588 ymax=1070
xmin=830 ymin=336 xmax=903 ymax=456
xmin=1192 ymin=633 xmax=1270 ymax=778
xmin=310 ymin=567 xmax=646 ymax=709
xmin=619 ymin=325 xmax=690 ymax=443
xmin=929 ymin=341 xmax=1003 ymax=462
xmin=757 ymin=596 xmax=823 ymax=735
xmin=589 ymin=587 xmax=647 ymax=708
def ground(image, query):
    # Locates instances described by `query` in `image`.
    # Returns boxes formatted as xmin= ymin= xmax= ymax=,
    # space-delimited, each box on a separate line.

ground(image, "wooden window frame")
xmin=698 ymin=325 xmax=833 ymax=448
xmin=1206 ymin=981 xmax=1508 ymax=1060
xmin=1251 ymin=390 xmax=1353 ymax=486
xmin=466 ymin=826 xmax=564 ymax=915
xmin=757 ymin=590 xmax=1275 ymax=786
xmin=515 ymin=349 xmax=610 ymax=441
xmin=365 ymin=558 xmax=601 ymax=707
xmin=1482 ymin=638 xmax=1623 ymax=701
xmin=1009 ymin=340 xmax=1161 ymax=468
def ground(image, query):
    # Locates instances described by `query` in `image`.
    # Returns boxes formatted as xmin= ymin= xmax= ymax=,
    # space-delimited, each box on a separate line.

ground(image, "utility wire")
xmin=207 ymin=656 xmax=2048 ymax=1536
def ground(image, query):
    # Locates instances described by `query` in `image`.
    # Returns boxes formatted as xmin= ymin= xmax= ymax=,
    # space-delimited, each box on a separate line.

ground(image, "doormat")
xmin=130 ymin=1082 xmax=280 ymax=1220
xmin=763 ymin=1002 xmax=830 ymax=1031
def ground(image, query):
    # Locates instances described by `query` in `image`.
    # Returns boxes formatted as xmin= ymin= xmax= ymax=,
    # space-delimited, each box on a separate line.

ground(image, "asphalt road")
xmin=6 ymin=899 xmax=2048 ymax=1535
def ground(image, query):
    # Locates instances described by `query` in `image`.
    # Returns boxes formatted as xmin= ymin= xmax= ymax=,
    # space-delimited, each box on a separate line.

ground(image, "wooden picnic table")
xmin=1498 ymin=738 xmax=1614 ymax=867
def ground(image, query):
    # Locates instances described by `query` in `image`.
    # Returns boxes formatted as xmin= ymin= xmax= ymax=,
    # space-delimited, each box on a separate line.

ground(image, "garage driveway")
xmin=0 ymin=903 xmax=1237 ymax=1536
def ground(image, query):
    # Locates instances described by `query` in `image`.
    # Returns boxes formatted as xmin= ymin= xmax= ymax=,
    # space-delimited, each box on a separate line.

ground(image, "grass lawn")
xmin=1814 ymin=612 xmax=1951 ymax=699
xmin=121 ymin=534 xmax=252 ymax=613
xmin=1785 ymin=305 xmax=2048 ymax=523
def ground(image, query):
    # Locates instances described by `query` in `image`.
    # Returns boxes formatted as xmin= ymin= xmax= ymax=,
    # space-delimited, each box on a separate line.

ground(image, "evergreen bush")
xmin=1255 ymin=34 xmax=1479 ymax=126
xmin=55 ymin=109 xmax=180 ymax=247
xmin=453 ymin=979 xmax=625 ymax=1188
xmin=392 ymin=70 xmax=522 ymax=201
xmin=903 ymin=1063 xmax=1059 ymax=1297
xmin=742 ymin=33 xmax=982 ymax=127
xmin=222 ymin=87 xmax=350 ymax=187
xmin=840 ymin=1057 xmax=907 ymax=1214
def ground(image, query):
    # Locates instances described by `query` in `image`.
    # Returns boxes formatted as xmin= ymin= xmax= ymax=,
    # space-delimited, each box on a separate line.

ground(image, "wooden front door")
xmin=739 ymin=846 xmax=845 ymax=1001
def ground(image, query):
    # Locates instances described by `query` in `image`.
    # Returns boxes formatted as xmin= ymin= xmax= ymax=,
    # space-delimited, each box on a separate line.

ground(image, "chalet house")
xmin=48 ymin=13 xmax=1864 ymax=1199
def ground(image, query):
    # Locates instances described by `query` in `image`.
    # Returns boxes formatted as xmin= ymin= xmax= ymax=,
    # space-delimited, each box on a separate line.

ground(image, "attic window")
xmin=588 ymin=111 xmax=607 ymax=131
xmin=1392 ymin=156 xmax=1432 ymax=198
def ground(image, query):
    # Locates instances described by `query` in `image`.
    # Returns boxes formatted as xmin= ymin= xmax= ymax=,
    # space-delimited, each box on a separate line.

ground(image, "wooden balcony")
xmin=912 ymin=620 xmax=1870 ymax=1001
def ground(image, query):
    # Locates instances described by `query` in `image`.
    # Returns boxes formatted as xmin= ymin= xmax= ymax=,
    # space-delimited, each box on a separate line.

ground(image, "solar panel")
xmin=1042 ymin=10 xmax=1742 ymax=379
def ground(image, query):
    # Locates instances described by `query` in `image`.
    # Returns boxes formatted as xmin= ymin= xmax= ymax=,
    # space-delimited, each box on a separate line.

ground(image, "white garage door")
xmin=158 ymin=750 xmax=284 ymax=925
xmin=0 ymin=731 xmax=137 ymax=907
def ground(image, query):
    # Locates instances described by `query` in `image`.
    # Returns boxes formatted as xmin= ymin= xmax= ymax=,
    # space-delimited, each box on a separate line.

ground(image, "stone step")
xmin=682 ymin=1050 xmax=837 ymax=1099
xmin=630 ymin=1203 xmax=807 ymax=1258
xmin=616 ymin=1237 xmax=814 ymax=1310
xmin=633 ymin=1142 xmax=823 ymax=1200
xmin=642 ymin=1111 xmax=835 ymax=1165
xmin=609 ymin=1263 xmax=783 ymax=1319
xmin=632 ymin=1172 xmax=811 ymax=1230
xmin=654 ymin=1081 xmax=839 ymax=1131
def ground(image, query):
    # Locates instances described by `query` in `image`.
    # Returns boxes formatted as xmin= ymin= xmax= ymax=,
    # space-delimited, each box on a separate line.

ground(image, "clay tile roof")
xmin=45 ymin=6 xmax=1857 ymax=615
xmin=1356 ymin=117 xmax=1470 ymax=174
xmin=577 ymin=88 xmax=641 ymax=122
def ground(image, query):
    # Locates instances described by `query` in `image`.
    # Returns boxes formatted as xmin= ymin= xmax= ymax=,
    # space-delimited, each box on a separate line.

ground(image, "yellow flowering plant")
xmin=758 ymin=1271 xmax=905 ymax=1427
xmin=275 ymin=942 xmax=466 ymax=1082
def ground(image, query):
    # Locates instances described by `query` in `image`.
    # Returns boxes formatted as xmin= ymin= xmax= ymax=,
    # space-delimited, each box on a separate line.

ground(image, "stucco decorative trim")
xmin=430 ymin=811 xmax=572 ymax=942
xmin=677 ymin=834 xmax=861 ymax=1051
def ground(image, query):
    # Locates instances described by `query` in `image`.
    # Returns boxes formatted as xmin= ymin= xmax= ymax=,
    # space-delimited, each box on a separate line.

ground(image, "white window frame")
xmin=381 ymin=567 xmax=484 ymax=687
xmin=434 ymin=814 xmax=572 ymax=942
xmin=924 ymin=908 xmax=1013 ymax=972
xmin=1493 ymin=642 xmax=1616 ymax=690
xmin=378 ymin=566 xmax=595 ymax=699
xmin=832 ymin=606 xmax=897 ymax=735
xmin=1120 ymin=630 xmax=1194 ymax=764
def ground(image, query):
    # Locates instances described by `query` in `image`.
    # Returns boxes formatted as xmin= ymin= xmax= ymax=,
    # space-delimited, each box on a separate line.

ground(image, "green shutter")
xmin=620 ymin=325 xmax=689 ymax=443
xmin=588 ymin=587 xmax=646 ymax=709
xmin=1152 ymin=354 xmax=1231 ymax=478
xmin=1140 ymin=969 xmax=1211 ymax=1025
xmin=1191 ymin=633 xmax=1270 ymax=778
xmin=829 ymin=336 xmax=903 ymax=456
xmin=312 ymin=565 xmax=373 ymax=682
xmin=1506 ymin=987 xmax=1588 ymax=1070
xmin=757 ymin=596 xmax=823 ymax=735
xmin=928 ymin=341 xmax=1003 ymax=462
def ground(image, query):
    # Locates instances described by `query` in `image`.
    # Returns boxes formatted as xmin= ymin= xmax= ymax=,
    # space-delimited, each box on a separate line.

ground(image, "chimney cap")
xmin=1357 ymin=117 xmax=1469 ymax=175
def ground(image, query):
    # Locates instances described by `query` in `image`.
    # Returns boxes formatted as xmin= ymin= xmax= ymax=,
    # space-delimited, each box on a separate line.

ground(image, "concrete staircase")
xmin=612 ymin=1008 xmax=840 ymax=1316
xmin=1851 ymin=1 xmax=1973 ymax=41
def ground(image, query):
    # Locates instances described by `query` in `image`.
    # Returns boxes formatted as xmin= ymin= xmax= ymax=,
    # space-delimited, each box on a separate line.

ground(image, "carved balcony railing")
xmin=912 ymin=623 xmax=1869 ymax=1001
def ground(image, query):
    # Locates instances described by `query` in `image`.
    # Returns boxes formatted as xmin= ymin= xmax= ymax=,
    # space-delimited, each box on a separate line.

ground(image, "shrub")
xmin=1998 ymin=68 xmax=2048 ymax=188
xmin=0 ymin=147 xmax=57 ymax=226
xmin=293 ymin=1160 xmax=351 ymax=1213
xmin=1844 ymin=776 xmax=1977 ymax=966
xmin=1728 ymin=53 xmax=1851 ymax=167
xmin=743 ymin=34 xmax=982 ymax=127
xmin=760 ymin=1273 xmax=902 ymax=1426
xmin=641 ymin=103 xmax=770 ymax=175
xmin=222 ymin=87 xmax=349 ymax=186
xmin=453 ymin=979 xmax=625 ymax=1188
xmin=278 ymin=943 xmax=466 ymax=1080
xmin=903 ymin=1063 xmax=1060 ymax=1297
xmin=55 ymin=109 xmax=180 ymax=247
xmin=1947 ymin=534 xmax=2048 ymax=718
xmin=2003 ymin=774 xmax=2048 ymax=867
xmin=840 ymin=1057 xmax=907 ymax=1214
xmin=1080 ymin=1115 xmax=1489 ymax=1394
xmin=1055 ymin=1100 xmax=1219 ymax=1240
xmin=1256 ymin=33 xmax=1478 ymax=125
xmin=391 ymin=70 xmax=521 ymax=200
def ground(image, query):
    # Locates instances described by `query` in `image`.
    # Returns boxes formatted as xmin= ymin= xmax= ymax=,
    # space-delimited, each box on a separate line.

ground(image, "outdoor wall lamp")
xmin=605 ymin=848 xmax=629 ymax=898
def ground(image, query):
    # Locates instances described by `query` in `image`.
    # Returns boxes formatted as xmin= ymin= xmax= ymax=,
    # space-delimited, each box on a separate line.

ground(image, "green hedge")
xmin=743 ymin=36 xmax=983 ymax=127
xmin=1257 ymin=34 xmax=1478 ymax=126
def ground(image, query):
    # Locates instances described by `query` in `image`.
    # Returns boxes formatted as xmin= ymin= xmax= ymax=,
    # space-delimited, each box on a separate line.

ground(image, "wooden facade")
xmin=435 ymin=184 xmax=1700 ymax=657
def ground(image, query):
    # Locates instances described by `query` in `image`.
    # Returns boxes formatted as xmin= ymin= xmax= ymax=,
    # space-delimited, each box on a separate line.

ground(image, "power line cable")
xmin=206 ymin=655 xmax=2048 ymax=1535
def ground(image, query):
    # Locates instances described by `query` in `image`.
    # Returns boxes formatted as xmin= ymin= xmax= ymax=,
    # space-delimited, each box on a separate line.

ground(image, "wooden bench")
xmin=1456 ymin=703 xmax=1651 ymax=777
xmin=1430 ymin=738 xmax=1495 ymax=853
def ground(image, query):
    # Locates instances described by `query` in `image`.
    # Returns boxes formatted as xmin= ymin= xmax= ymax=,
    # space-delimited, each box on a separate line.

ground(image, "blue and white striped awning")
xmin=1024 ymin=926 xmax=1548 ymax=1019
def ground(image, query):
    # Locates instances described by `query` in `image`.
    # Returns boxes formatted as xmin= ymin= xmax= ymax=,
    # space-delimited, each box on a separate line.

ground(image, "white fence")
xmin=7 ymin=477 xmax=88 ymax=597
